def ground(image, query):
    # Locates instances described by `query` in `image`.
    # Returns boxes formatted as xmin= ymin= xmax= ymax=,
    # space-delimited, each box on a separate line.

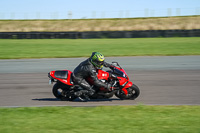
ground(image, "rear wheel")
xmin=52 ymin=82 xmax=76 ymax=101
xmin=115 ymin=84 xmax=140 ymax=100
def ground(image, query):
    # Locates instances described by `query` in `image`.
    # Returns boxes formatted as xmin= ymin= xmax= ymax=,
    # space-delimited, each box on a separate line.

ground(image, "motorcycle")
xmin=48 ymin=62 xmax=140 ymax=101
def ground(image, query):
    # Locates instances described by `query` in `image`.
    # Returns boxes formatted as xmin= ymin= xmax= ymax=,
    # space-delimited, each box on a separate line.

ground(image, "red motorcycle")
xmin=48 ymin=62 xmax=140 ymax=101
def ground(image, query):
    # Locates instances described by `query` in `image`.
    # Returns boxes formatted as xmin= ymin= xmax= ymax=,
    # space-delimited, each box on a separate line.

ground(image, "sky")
xmin=0 ymin=0 xmax=200 ymax=19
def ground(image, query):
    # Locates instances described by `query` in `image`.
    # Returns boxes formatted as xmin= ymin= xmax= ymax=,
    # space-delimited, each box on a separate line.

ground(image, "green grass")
xmin=0 ymin=37 xmax=200 ymax=59
xmin=0 ymin=105 xmax=200 ymax=133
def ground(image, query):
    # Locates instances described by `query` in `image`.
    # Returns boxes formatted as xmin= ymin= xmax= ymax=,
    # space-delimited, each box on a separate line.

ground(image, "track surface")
xmin=0 ymin=56 xmax=200 ymax=107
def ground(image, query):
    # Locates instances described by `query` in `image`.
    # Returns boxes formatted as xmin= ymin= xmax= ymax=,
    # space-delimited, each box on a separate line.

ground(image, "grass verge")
xmin=0 ymin=37 xmax=200 ymax=59
xmin=0 ymin=105 xmax=200 ymax=133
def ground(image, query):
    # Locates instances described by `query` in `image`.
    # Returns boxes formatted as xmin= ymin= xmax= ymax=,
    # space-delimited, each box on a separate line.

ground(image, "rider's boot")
xmin=74 ymin=91 xmax=82 ymax=97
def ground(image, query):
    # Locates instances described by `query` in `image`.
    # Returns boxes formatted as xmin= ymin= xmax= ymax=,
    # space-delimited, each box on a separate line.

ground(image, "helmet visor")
xmin=97 ymin=60 xmax=104 ymax=65
xmin=96 ymin=60 xmax=104 ymax=68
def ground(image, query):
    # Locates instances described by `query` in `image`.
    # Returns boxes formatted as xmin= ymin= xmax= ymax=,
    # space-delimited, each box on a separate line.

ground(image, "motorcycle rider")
xmin=72 ymin=52 xmax=114 ymax=97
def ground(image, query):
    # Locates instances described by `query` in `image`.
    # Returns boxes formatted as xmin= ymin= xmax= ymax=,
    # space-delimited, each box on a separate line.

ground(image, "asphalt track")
xmin=0 ymin=56 xmax=200 ymax=107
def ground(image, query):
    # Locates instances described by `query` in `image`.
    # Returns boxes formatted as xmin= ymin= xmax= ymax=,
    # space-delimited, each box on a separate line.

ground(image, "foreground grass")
xmin=0 ymin=37 xmax=200 ymax=59
xmin=0 ymin=105 xmax=200 ymax=133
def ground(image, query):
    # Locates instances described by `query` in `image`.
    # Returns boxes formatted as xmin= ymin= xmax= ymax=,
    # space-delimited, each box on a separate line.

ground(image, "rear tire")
xmin=52 ymin=82 xmax=65 ymax=100
xmin=52 ymin=82 xmax=76 ymax=101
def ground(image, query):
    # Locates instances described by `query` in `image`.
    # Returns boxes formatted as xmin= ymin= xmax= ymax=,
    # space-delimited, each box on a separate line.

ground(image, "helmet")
xmin=90 ymin=52 xmax=105 ymax=68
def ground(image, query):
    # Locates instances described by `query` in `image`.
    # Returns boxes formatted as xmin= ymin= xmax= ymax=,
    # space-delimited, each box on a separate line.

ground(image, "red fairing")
xmin=86 ymin=70 xmax=109 ymax=85
xmin=86 ymin=69 xmax=109 ymax=91
xmin=49 ymin=70 xmax=73 ymax=85
xmin=118 ymin=77 xmax=127 ymax=86
xmin=125 ymin=81 xmax=133 ymax=88
xmin=49 ymin=71 xmax=56 ymax=78
xmin=122 ymin=81 xmax=133 ymax=95
xmin=115 ymin=66 xmax=129 ymax=80
xmin=97 ymin=69 xmax=109 ymax=80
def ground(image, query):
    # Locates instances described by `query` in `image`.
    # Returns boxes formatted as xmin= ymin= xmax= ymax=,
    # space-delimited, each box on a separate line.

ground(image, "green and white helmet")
xmin=90 ymin=52 xmax=105 ymax=68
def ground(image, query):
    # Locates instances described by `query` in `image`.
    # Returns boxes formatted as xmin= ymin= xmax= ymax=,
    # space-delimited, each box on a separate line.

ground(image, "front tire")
xmin=129 ymin=84 xmax=140 ymax=100
xmin=115 ymin=84 xmax=140 ymax=100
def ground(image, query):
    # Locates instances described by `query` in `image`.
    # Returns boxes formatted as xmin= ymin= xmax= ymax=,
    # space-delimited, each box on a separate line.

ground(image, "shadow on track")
xmin=32 ymin=98 xmax=122 ymax=102
xmin=32 ymin=98 xmax=60 ymax=101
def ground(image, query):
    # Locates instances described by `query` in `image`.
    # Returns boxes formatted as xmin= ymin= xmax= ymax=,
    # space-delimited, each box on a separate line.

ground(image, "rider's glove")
xmin=104 ymin=62 xmax=112 ymax=67
xmin=104 ymin=62 xmax=115 ymax=70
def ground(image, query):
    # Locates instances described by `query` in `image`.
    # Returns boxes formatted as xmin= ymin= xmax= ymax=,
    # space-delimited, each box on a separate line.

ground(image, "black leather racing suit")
xmin=72 ymin=58 xmax=112 ymax=93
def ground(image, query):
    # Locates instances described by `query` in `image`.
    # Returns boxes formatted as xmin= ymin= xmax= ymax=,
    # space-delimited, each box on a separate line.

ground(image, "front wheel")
xmin=115 ymin=84 xmax=140 ymax=100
